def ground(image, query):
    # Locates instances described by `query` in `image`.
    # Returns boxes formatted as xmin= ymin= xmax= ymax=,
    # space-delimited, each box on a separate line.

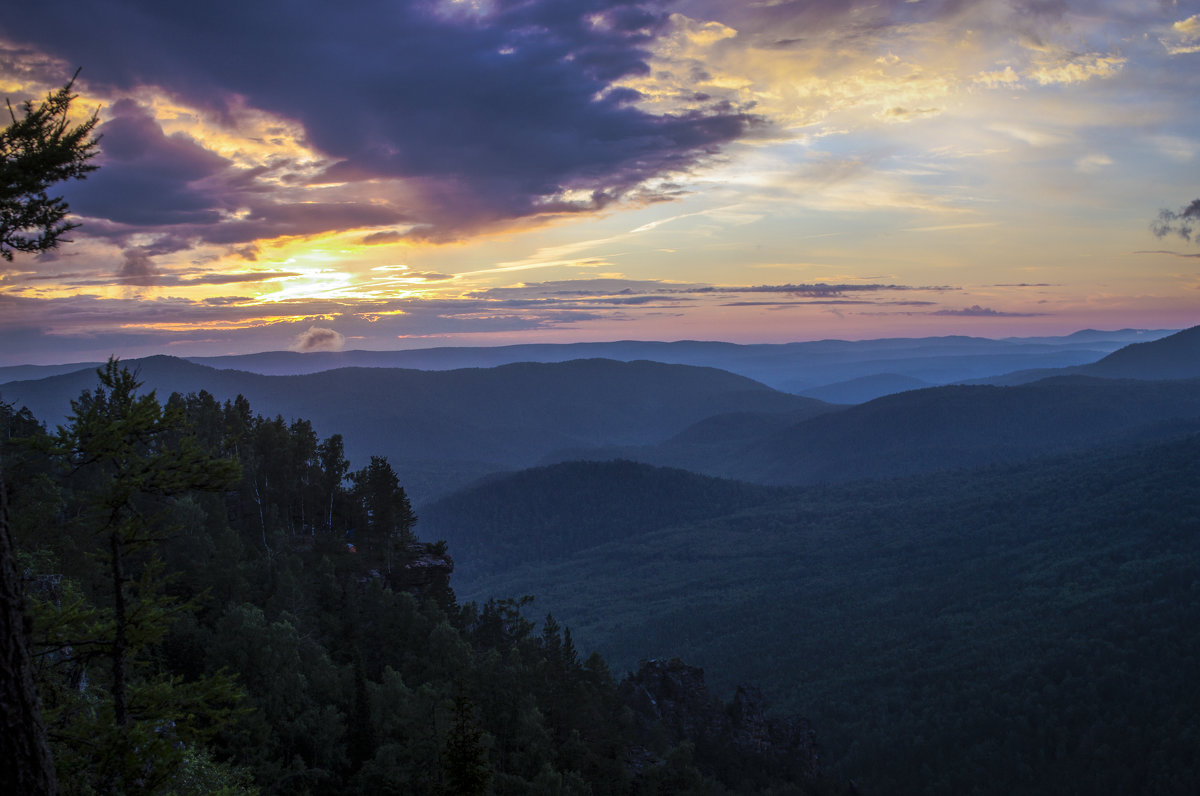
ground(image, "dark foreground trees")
xmin=5 ymin=372 xmax=849 ymax=794
xmin=0 ymin=71 xmax=99 ymax=260
xmin=1 ymin=73 xmax=99 ymax=796
xmin=33 ymin=361 xmax=244 ymax=792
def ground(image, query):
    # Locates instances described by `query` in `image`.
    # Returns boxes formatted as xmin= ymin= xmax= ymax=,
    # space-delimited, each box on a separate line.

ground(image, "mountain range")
xmin=4 ymin=321 xmax=1199 ymax=794
xmin=0 ymin=356 xmax=824 ymax=501
xmin=4 ymin=325 xmax=1199 ymax=503
xmin=3 ymin=327 xmax=1174 ymax=402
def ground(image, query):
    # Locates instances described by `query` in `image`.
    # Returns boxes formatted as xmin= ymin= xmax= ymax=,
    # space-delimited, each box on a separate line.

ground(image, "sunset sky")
xmin=2 ymin=0 xmax=1198 ymax=364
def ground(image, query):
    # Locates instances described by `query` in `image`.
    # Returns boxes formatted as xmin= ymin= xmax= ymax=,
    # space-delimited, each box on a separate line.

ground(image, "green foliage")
xmin=0 ymin=72 xmax=100 ymax=260
xmin=4 ymin=366 xmax=843 ymax=795
xmin=22 ymin=361 xmax=244 ymax=794
xmin=461 ymin=432 xmax=1200 ymax=795
xmin=349 ymin=455 xmax=417 ymax=575
xmin=441 ymin=691 xmax=491 ymax=796
xmin=421 ymin=459 xmax=784 ymax=579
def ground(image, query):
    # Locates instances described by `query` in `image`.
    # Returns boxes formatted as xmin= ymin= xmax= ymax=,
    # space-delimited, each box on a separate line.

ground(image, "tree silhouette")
xmin=0 ymin=72 xmax=99 ymax=796
xmin=0 ymin=71 xmax=99 ymax=260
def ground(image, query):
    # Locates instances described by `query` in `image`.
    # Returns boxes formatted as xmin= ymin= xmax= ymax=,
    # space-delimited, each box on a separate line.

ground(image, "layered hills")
xmin=6 ymin=323 xmax=1200 ymax=794
xmin=973 ymin=323 xmax=1200 ymax=386
xmin=549 ymin=375 xmax=1200 ymax=484
xmin=0 ymin=356 xmax=827 ymax=501
xmin=3 ymin=327 xmax=1170 ymax=401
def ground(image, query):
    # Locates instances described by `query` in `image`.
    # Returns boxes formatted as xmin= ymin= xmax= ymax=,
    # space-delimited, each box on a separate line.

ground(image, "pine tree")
xmin=0 ymin=71 xmax=99 ymax=260
xmin=0 ymin=71 xmax=99 ymax=796
xmin=441 ymin=690 xmax=491 ymax=796
xmin=42 ymin=360 xmax=243 ymax=792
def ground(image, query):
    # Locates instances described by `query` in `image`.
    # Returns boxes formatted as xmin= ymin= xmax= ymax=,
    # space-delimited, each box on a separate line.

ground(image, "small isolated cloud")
xmin=876 ymin=106 xmax=941 ymax=123
xmin=933 ymin=304 xmax=1044 ymax=317
xmin=1151 ymin=135 xmax=1196 ymax=163
xmin=290 ymin=325 xmax=345 ymax=352
xmin=361 ymin=230 xmax=408 ymax=245
xmin=1161 ymin=14 xmax=1200 ymax=55
xmin=974 ymin=66 xmax=1021 ymax=88
xmin=1028 ymin=52 xmax=1125 ymax=85
xmin=119 ymin=247 xmax=161 ymax=285
xmin=1134 ymin=250 xmax=1200 ymax=259
xmin=1075 ymin=153 xmax=1112 ymax=174
xmin=1151 ymin=199 xmax=1200 ymax=243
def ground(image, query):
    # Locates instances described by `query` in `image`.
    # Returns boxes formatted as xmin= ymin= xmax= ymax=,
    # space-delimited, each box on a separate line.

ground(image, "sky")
xmin=1 ymin=0 xmax=1198 ymax=365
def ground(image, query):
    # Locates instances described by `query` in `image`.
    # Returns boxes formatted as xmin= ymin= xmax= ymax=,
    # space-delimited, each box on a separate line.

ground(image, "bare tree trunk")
xmin=0 ymin=457 xmax=59 ymax=794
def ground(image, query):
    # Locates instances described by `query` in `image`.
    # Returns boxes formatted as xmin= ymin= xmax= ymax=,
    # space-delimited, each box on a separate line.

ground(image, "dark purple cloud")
xmin=1151 ymin=199 xmax=1200 ymax=243
xmin=7 ymin=0 xmax=756 ymax=240
xmin=59 ymin=101 xmax=412 ymax=252
xmin=933 ymin=305 xmax=1045 ymax=317
xmin=66 ymin=99 xmax=229 ymax=227
xmin=470 ymin=279 xmax=955 ymax=301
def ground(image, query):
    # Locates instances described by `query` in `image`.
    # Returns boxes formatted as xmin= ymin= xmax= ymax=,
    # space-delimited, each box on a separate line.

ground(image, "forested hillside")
xmin=421 ymin=460 xmax=786 ymax=579
xmin=1 ymin=364 xmax=847 ymax=795
xmin=567 ymin=375 xmax=1200 ymax=485
xmin=454 ymin=432 xmax=1200 ymax=795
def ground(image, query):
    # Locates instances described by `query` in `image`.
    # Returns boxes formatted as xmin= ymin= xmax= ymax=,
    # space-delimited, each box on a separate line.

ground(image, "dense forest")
xmin=448 ymin=432 xmax=1200 ymax=795
xmin=1 ymin=361 xmax=849 ymax=795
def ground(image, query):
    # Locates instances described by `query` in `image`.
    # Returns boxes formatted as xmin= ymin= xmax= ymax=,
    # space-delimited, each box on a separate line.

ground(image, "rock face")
xmin=390 ymin=542 xmax=454 ymax=602
xmin=619 ymin=658 xmax=822 ymax=786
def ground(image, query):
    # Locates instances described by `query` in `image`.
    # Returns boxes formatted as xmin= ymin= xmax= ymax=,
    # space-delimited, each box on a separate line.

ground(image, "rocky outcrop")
xmin=619 ymin=658 xmax=825 ymax=788
xmin=390 ymin=541 xmax=454 ymax=602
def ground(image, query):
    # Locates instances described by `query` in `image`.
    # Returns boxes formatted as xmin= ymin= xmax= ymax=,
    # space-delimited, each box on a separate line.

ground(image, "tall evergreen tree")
xmin=0 ymin=72 xmax=99 ymax=796
xmin=42 ymin=360 xmax=242 ymax=792
xmin=350 ymin=456 xmax=417 ymax=576
xmin=441 ymin=690 xmax=491 ymax=796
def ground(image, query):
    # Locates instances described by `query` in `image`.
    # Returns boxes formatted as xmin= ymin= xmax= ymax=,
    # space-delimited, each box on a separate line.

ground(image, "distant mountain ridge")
xmin=970 ymin=323 xmax=1200 ymax=386
xmin=1 ymin=328 xmax=1176 ymax=402
xmin=176 ymin=329 xmax=1171 ymax=395
xmin=0 ymin=355 xmax=825 ymax=502
xmin=581 ymin=376 xmax=1200 ymax=485
xmin=547 ymin=326 xmax=1200 ymax=482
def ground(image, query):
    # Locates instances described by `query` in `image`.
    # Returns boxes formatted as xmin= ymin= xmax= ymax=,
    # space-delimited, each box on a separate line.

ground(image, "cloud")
xmin=1161 ymin=14 xmax=1200 ymax=55
xmin=289 ymin=326 xmax=346 ymax=353
xmin=119 ymin=247 xmax=161 ymax=284
xmin=932 ymin=305 xmax=1044 ymax=317
xmin=1133 ymin=250 xmax=1200 ymax=260
xmin=11 ymin=0 xmax=757 ymax=240
xmin=876 ymin=106 xmax=942 ymax=123
xmin=361 ymin=230 xmax=408 ymax=246
xmin=1151 ymin=199 xmax=1200 ymax=243
xmin=974 ymin=66 xmax=1021 ymax=88
xmin=67 ymin=99 xmax=231 ymax=228
xmin=684 ymin=282 xmax=955 ymax=296
xmin=59 ymin=101 xmax=411 ymax=252
xmin=1074 ymin=153 xmax=1112 ymax=173
xmin=469 ymin=278 xmax=953 ymax=303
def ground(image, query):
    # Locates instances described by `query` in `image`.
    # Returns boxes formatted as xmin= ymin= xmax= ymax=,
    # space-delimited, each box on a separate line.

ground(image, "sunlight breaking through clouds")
xmin=0 ymin=0 xmax=1198 ymax=361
